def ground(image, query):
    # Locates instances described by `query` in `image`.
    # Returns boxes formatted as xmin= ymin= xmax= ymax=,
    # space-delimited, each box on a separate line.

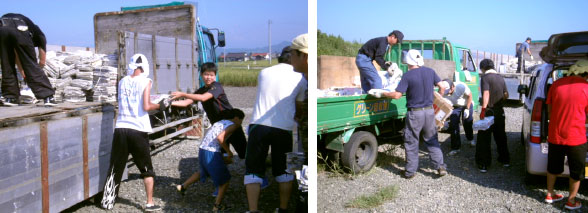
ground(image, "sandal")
xmin=213 ymin=203 xmax=230 ymax=212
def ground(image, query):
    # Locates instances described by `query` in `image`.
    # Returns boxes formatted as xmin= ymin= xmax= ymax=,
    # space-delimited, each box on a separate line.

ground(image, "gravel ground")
xmin=63 ymin=86 xmax=301 ymax=212
xmin=318 ymin=103 xmax=588 ymax=212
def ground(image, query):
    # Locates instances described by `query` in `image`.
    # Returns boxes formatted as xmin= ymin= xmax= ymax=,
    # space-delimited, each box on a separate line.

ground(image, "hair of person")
xmin=278 ymin=46 xmax=291 ymax=63
xmin=221 ymin=108 xmax=245 ymax=120
xmin=479 ymin=59 xmax=495 ymax=70
xmin=200 ymin=62 xmax=217 ymax=75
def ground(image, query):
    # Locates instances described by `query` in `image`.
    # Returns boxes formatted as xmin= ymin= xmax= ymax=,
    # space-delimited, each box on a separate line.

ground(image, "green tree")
xmin=318 ymin=29 xmax=363 ymax=57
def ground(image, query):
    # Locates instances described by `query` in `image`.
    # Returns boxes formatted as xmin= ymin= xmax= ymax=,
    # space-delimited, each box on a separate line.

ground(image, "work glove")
xmin=464 ymin=108 xmax=470 ymax=119
xmin=479 ymin=108 xmax=486 ymax=120
xmin=159 ymin=98 xmax=171 ymax=112
xmin=530 ymin=55 xmax=534 ymax=60
xmin=368 ymin=89 xmax=387 ymax=98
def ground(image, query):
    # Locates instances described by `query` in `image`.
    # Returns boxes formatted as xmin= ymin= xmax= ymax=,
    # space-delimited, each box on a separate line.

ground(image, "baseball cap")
xmin=404 ymin=49 xmax=424 ymax=66
xmin=526 ymin=37 xmax=532 ymax=41
xmin=391 ymin=30 xmax=404 ymax=43
xmin=290 ymin=33 xmax=308 ymax=54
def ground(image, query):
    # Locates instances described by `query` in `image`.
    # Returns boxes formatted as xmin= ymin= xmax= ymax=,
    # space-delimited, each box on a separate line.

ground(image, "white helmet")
xmin=128 ymin=53 xmax=150 ymax=78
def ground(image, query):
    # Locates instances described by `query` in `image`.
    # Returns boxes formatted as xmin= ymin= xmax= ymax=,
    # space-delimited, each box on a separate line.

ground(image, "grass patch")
xmin=345 ymin=185 xmax=398 ymax=209
xmin=217 ymin=60 xmax=279 ymax=87
xmin=317 ymin=152 xmax=355 ymax=179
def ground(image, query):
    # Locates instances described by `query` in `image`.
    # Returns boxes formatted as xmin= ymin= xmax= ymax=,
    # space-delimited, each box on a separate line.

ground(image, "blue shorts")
xmin=199 ymin=149 xmax=231 ymax=187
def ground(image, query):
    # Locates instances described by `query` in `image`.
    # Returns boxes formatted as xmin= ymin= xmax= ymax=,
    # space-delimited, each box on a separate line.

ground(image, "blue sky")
xmin=318 ymin=0 xmax=588 ymax=55
xmin=0 ymin=0 xmax=307 ymax=49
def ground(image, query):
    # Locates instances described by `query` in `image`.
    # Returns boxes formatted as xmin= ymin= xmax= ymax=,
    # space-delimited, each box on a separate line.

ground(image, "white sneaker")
xmin=469 ymin=139 xmax=476 ymax=146
xmin=448 ymin=150 xmax=460 ymax=156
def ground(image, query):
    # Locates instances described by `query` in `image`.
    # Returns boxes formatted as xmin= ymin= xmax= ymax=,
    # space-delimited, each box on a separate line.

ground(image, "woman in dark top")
xmin=171 ymin=62 xmax=246 ymax=158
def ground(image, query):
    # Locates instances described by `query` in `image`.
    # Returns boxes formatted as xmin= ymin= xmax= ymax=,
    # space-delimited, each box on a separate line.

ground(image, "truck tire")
xmin=342 ymin=131 xmax=378 ymax=173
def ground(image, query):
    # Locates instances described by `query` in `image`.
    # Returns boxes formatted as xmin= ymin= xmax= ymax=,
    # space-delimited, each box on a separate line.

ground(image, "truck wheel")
xmin=342 ymin=131 xmax=378 ymax=173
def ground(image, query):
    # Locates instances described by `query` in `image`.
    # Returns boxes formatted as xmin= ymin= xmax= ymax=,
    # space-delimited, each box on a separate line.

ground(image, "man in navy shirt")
xmin=356 ymin=30 xmax=403 ymax=93
xmin=374 ymin=49 xmax=447 ymax=179
xmin=516 ymin=37 xmax=532 ymax=72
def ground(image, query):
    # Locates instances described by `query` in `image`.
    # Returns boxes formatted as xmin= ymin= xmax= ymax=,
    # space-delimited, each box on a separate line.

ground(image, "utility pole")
xmin=268 ymin=19 xmax=272 ymax=64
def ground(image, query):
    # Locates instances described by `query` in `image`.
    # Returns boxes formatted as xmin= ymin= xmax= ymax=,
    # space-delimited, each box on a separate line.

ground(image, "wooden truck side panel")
xmin=94 ymin=5 xmax=196 ymax=55
xmin=0 ymin=103 xmax=115 ymax=213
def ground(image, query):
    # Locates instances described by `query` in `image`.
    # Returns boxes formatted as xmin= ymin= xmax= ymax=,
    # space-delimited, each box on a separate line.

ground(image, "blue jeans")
xmin=449 ymin=103 xmax=474 ymax=150
xmin=355 ymin=53 xmax=382 ymax=93
xmin=403 ymin=108 xmax=446 ymax=176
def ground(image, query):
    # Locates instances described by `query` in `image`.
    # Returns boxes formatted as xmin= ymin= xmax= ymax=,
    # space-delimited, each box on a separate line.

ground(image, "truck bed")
xmin=0 ymin=102 xmax=116 ymax=212
xmin=317 ymin=95 xmax=407 ymax=134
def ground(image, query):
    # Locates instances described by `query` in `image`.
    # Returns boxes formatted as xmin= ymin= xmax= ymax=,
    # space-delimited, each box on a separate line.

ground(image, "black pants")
xmin=475 ymin=107 xmax=509 ymax=167
xmin=0 ymin=25 xmax=53 ymax=99
xmin=225 ymin=127 xmax=247 ymax=159
xmin=101 ymin=128 xmax=155 ymax=210
xmin=245 ymin=124 xmax=292 ymax=178
xmin=517 ymin=56 xmax=525 ymax=73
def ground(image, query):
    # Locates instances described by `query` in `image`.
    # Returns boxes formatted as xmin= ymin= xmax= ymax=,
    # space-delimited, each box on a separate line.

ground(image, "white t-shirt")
xmin=115 ymin=76 xmax=153 ymax=133
xmin=250 ymin=63 xmax=307 ymax=131
xmin=199 ymin=120 xmax=234 ymax=152
xmin=444 ymin=81 xmax=471 ymax=107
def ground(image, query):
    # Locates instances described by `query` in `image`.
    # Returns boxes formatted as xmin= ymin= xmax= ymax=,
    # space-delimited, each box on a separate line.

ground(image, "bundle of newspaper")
xmin=42 ymin=50 xmax=118 ymax=103
xmin=473 ymin=116 xmax=495 ymax=131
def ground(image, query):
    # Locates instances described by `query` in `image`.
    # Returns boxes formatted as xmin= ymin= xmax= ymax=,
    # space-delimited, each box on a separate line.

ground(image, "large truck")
xmin=501 ymin=40 xmax=548 ymax=103
xmin=318 ymin=38 xmax=480 ymax=173
xmin=0 ymin=3 xmax=225 ymax=212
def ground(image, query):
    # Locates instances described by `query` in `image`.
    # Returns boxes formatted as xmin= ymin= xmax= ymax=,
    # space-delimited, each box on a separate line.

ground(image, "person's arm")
xmin=217 ymin=124 xmax=238 ymax=157
xmin=171 ymin=91 xmax=213 ymax=102
xmin=142 ymin=81 xmax=160 ymax=111
xmin=382 ymin=91 xmax=403 ymax=99
xmin=374 ymin=41 xmax=389 ymax=70
xmin=38 ymin=48 xmax=46 ymax=69
xmin=437 ymin=82 xmax=446 ymax=96
xmin=171 ymin=99 xmax=194 ymax=107
xmin=527 ymin=47 xmax=532 ymax=56
xmin=466 ymin=92 xmax=472 ymax=110
xmin=482 ymin=90 xmax=489 ymax=109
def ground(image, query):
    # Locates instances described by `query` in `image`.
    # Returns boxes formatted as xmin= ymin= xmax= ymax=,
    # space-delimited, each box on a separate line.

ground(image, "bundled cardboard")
xmin=433 ymin=92 xmax=453 ymax=129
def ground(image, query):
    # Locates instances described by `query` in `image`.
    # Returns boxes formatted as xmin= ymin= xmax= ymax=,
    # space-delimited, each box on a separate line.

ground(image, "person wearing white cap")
xmin=440 ymin=79 xmax=475 ymax=156
xmin=101 ymin=53 xmax=164 ymax=211
xmin=356 ymin=30 xmax=404 ymax=93
xmin=369 ymin=49 xmax=447 ymax=179
xmin=543 ymin=59 xmax=588 ymax=210
xmin=244 ymin=34 xmax=307 ymax=213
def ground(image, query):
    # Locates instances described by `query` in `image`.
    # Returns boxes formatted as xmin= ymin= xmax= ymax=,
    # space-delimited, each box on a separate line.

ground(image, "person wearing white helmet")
xmin=100 ymin=53 xmax=164 ymax=212
xmin=544 ymin=59 xmax=588 ymax=210
xmin=369 ymin=49 xmax=447 ymax=179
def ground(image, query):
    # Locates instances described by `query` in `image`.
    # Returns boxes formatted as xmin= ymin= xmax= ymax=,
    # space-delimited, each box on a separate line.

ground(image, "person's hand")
xmin=223 ymin=153 xmax=234 ymax=164
xmin=368 ymin=89 xmax=383 ymax=98
xmin=480 ymin=108 xmax=486 ymax=120
xmin=464 ymin=108 xmax=470 ymax=119
xmin=170 ymin=91 xmax=184 ymax=100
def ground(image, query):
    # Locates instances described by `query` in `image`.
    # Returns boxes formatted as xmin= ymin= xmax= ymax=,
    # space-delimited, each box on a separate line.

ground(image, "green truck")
xmin=318 ymin=38 xmax=481 ymax=173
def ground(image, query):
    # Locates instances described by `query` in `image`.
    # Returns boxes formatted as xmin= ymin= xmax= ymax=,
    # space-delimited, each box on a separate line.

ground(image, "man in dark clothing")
xmin=516 ymin=37 xmax=532 ymax=72
xmin=375 ymin=49 xmax=447 ymax=179
xmin=0 ymin=13 xmax=56 ymax=106
xmin=356 ymin=30 xmax=404 ymax=93
xmin=476 ymin=59 xmax=509 ymax=173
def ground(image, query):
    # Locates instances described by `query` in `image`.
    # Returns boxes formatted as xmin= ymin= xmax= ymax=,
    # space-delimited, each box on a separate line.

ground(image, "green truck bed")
xmin=317 ymin=94 xmax=407 ymax=134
